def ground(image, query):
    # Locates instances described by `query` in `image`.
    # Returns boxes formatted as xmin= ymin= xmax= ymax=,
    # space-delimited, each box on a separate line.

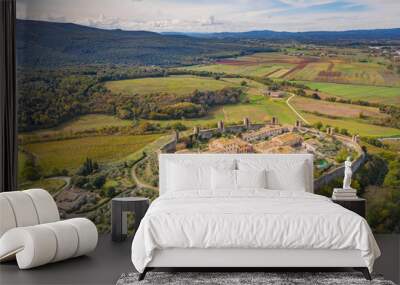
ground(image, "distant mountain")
xmin=16 ymin=20 xmax=265 ymax=67
xmin=164 ymin=28 xmax=400 ymax=42
xmin=16 ymin=19 xmax=400 ymax=68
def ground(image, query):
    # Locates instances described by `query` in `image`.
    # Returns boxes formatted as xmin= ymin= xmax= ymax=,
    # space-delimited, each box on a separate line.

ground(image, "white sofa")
xmin=0 ymin=189 xmax=98 ymax=269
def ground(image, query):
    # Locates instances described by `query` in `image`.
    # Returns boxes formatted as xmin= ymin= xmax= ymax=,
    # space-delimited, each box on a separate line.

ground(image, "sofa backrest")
xmin=0 ymin=189 xmax=60 ymax=237
xmin=159 ymin=154 xmax=314 ymax=195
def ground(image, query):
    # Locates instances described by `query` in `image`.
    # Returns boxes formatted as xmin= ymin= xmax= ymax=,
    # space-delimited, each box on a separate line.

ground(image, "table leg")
xmin=111 ymin=201 xmax=123 ymax=242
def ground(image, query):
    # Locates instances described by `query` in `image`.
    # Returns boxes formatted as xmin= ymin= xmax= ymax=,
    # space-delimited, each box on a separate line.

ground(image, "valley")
xmin=16 ymin=20 xmax=400 ymax=233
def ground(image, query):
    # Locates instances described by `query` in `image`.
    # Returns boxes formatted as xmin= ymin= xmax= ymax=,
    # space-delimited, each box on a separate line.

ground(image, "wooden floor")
xmin=0 ymin=234 xmax=399 ymax=285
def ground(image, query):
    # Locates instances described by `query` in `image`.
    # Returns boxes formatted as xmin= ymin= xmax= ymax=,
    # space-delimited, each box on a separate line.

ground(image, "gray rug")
xmin=116 ymin=272 xmax=396 ymax=285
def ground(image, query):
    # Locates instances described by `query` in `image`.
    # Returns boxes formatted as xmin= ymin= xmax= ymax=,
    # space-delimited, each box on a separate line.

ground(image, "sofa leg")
xmin=354 ymin=267 xmax=371 ymax=280
xmin=138 ymin=268 xmax=148 ymax=281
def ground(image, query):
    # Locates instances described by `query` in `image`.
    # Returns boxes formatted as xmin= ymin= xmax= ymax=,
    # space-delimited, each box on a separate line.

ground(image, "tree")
xmin=355 ymin=154 xmax=388 ymax=191
xmin=105 ymin=186 xmax=116 ymax=198
xmin=170 ymin=122 xmax=187 ymax=131
xmin=21 ymin=157 xmax=42 ymax=181
xmin=311 ymin=93 xmax=321 ymax=99
xmin=76 ymin=158 xmax=98 ymax=176
xmin=295 ymin=88 xmax=306 ymax=96
xmin=313 ymin=121 xmax=323 ymax=130
xmin=92 ymin=174 xmax=106 ymax=189
xmin=335 ymin=148 xmax=351 ymax=163
xmin=384 ymin=158 xmax=400 ymax=188
xmin=72 ymin=176 xmax=88 ymax=187
xmin=340 ymin=128 xmax=349 ymax=136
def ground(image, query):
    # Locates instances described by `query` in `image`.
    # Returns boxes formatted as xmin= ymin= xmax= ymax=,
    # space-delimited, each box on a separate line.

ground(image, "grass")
xmin=291 ymin=96 xmax=387 ymax=119
xmin=383 ymin=140 xmax=400 ymax=152
xmin=288 ymin=62 xmax=331 ymax=81
xmin=19 ymin=178 xmax=66 ymax=194
xmin=25 ymin=134 xmax=162 ymax=174
xmin=18 ymin=151 xmax=28 ymax=177
xmin=296 ymin=81 xmax=400 ymax=106
xmin=184 ymin=63 xmax=293 ymax=77
xmin=332 ymin=61 xmax=399 ymax=87
xmin=288 ymin=60 xmax=400 ymax=87
xmin=105 ymin=75 xmax=236 ymax=96
xmin=301 ymin=112 xmax=400 ymax=138
xmin=139 ymin=77 xmax=297 ymax=127
xmin=180 ymin=52 xmax=297 ymax=77
xmin=145 ymin=89 xmax=297 ymax=128
xmin=24 ymin=115 xmax=133 ymax=137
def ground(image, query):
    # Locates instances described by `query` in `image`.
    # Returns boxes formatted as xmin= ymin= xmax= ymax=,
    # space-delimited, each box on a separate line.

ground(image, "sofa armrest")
xmin=0 ymin=218 xmax=98 ymax=269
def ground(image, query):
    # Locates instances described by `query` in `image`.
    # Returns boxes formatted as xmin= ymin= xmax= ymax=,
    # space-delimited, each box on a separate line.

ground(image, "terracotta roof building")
xmin=209 ymin=137 xmax=254 ymax=153
xmin=241 ymin=125 xmax=289 ymax=142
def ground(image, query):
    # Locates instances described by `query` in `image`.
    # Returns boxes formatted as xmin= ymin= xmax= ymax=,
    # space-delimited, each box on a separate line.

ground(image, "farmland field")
xmin=300 ymin=112 xmax=400 ymax=137
xmin=181 ymin=52 xmax=298 ymax=77
xmin=295 ymin=81 xmax=400 ymax=106
xmin=25 ymin=134 xmax=162 ymax=174
xmin=25 ymin=115 xmax=133 ymax=137
xmin=145 ymin=95 xmax=297 ymax=128
xmin=291 ymin=96 xmax=388 ymax=119
xmin=184 ymin=63 xmax=294 ymax=77
xmin=383 ymin=140 xmax=400 ymax=152
xmin=105 ymin=75 xmax=236 ymax=96
xmin=144 ymin=77 xmax=297 ymax=127
xmin=287 ymin=60 xmax=400 ymax=86
xmin=182 ymin=51 xmax=400 ymax=87
xmin=19 ymin=178 xmax=67 ymax=194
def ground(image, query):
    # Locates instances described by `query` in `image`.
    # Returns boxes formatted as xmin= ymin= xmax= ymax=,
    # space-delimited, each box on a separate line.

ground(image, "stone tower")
xmin=243 ymin=117 xmax=250 ymax=128
xmin=217 ymin=120 xmax=224 ymax=132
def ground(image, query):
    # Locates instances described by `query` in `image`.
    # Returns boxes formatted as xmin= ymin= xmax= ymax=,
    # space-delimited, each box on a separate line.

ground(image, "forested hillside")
xmin=16 ymin=20 xmax=273 ymax=67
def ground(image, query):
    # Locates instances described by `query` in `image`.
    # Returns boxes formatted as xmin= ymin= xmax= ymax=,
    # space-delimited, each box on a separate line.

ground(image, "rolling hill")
xmin=16 ymin=20 xmax=269 ymax=67
xmin=171 ymin=28 xmax=400 ymax=43
xmin=17 ymin=19 xmax=400 ymax=68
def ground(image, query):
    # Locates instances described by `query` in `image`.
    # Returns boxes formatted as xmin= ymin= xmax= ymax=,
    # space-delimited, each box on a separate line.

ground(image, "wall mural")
xmin=16 ymin=0 xmax=400 ymax=233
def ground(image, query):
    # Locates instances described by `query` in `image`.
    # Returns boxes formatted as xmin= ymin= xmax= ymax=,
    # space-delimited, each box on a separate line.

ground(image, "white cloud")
xmin=16 ymin=0 xmax=400 ymax=32
xmin=278 ymin=0 xmax=335 ymax=8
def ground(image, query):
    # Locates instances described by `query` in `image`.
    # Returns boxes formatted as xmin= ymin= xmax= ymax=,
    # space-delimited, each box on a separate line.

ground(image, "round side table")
xmin=111 ymin=197 xmax=149 ymax=242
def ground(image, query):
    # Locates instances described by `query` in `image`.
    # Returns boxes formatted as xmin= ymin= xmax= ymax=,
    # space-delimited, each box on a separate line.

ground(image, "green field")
xmin=286 ymin=56 xmax=400 ymax=86
xmin=182 ymin=51 xmax=400 ymax=87
xmin=288 ymin=62 xmax=331 ymax=81
xmin=18 ymin=151 xmax=28 ymax=177
xmin=291 ymin=96 xmax=387 ymax=119
xmin=180 ymin=52 xmax=298 ymax=77
xmin=26 ymin=115 xmax=133 ymax=137
xmin=301 ymin=112 xmax=400 ymax=138
xmin=183 ymin=63 xmax=294 ymax=77
xmin=145 ymin=93 xmax=297 ymax=128
xmin=25 ymin=134 xmax=162 ymax=174
xmin=19 ymin=178 xmax=66 ymax=194
xmin=105 ymin=75 xmax=236 ymax=96
xmin=137 ymin=77 xmax=297 ymax=127
xmin=383 ymin=140 xmax=400 ymax=152
xmin=296 ymin=81 xmax=400 ymax=106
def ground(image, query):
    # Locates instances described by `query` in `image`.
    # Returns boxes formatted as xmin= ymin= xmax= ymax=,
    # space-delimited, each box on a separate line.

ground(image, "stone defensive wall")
xmin=312 ymin=130 xmax=366 ymax=190
xmin=158 ymin=118 xmax=366 ymax=191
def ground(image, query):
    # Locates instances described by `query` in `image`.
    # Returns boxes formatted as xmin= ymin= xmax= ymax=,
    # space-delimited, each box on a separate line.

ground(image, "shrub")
xmin=105 ymin=186 xmax=116 ymax=198
xmin=92 ymin=174 xmax=106 ymax=189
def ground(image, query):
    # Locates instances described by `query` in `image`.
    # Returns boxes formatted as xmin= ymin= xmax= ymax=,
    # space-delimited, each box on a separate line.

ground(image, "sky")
xmin=16 ymin=0 xmax=400 ymax=33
